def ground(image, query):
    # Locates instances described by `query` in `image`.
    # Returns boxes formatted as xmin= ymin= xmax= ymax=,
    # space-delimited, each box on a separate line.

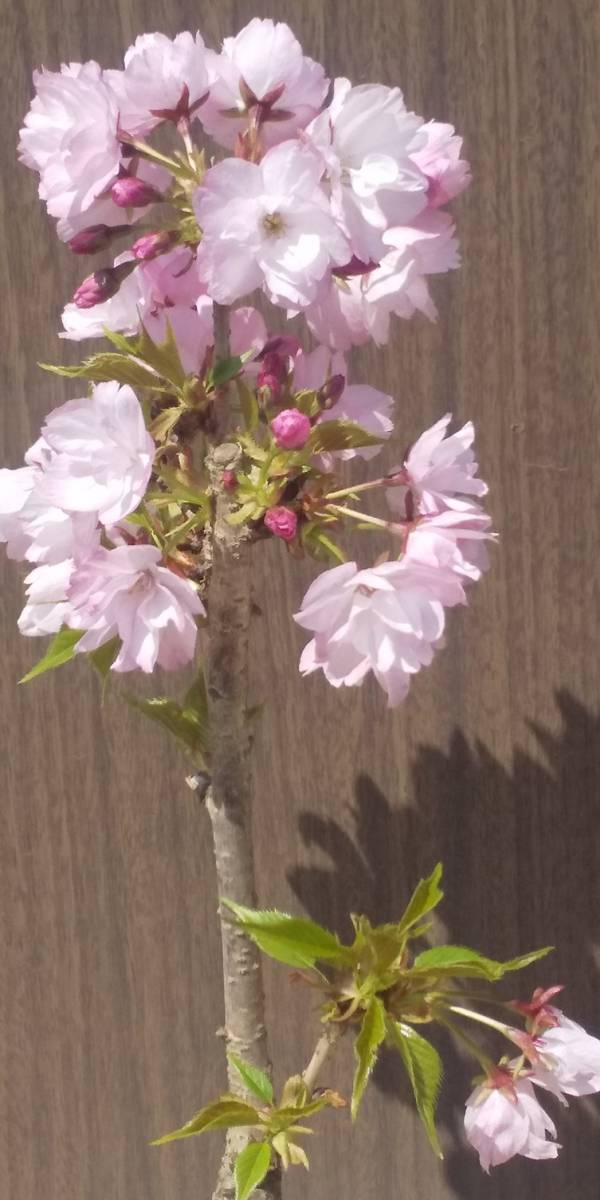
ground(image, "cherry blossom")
xmin=37 ymin=382 xmax=154 ymax=524
xmin=397 ymin=413 xmax=488 ymax=514
xmin=200 ymin=18 xmax=328 ymax=150
xmin=532 ymin=1012 xmax=600 ymax=1097
xmin=18 ymin=61 xmax=122 ymax=223
xmin=194 ymin=141 xmax=350 ymax=307
xmin=106 ymin=32 xmax=212 ymax=137
xmin=464 ymin=1074 xmax=560 ymax=1171
xmin=294 ymin=559 xmax=466 ymax=706
xmin=409 ymin=120 xmax=471 ymax=209
xmin=68 ymin=545 xmax=205 ymax=672
xmin=306 ymin=78 xmax=428 ymax=262
xmin=402 ymin=508 xmax=496 ymax=583
xmin=19 ymin=558 xmax=79 ymax=637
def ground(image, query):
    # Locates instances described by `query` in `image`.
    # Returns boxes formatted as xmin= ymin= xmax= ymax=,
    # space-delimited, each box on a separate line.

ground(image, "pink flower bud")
xmin=271 ymin=409 xmax=312 ymax=450
xmin=68 ymin=223 xmax=129 ymax=255
xmin=259 ymin=334 xmax=301 ymax=360
xmin=221 ymin=469 xmax=237 ymax=491
xmin=264 ymin=506 xmax=298 ymax=541
xmin=318 ymin=374 xmax=346 ymax=409
xmin=257 ymin=372 xmax=282 ymax=400
xmin=259 ymin=351 xmax=288 ymax=384
xmin=131 ymin=230 xmax=176 ymax=261
xmin=111 ymin=175 xmax=165 ymax=208
xmin=73 ymin=261 xmax=134 ymax=308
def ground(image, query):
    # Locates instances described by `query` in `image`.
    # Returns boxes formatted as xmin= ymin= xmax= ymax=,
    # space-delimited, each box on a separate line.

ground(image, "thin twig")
xmin=302 ymin=1023 xmax=344 ymax=1095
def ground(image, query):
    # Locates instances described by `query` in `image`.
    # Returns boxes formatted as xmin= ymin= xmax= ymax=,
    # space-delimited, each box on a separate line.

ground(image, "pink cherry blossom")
xmin=0 ymin=467 xmax=37 ymax=559
xmin=68 ymin=545 xmax=205 ymax=672
xmin=400 ymin=413 xmax=488 ymax=514
xmin=307 ymin=78 xmax=428 ymax=262
xmin=294 ymin=559 xmax=466 ymax=706
xmin=194 ymin=142 xmax=350 ymax=307
xmin=532 ymin=1011 xmax=600 ymax=1097
xmin=409 ymin=120 xmax=472 ymax=208
xmin=19 ymin=558 xmax=78 ymax=637
xmin=200 ymin=18 xmax=328 ymax=150
xmin=401 ymin=508 xmax=496 ymax=583
xmin=464 ymin=1075 xmax=560 ymax=1171
xmin=18 ymin=61 xmax=122 ymax=222
xmin=38 ymin=382 xmax=154 ymax=525
xmin=142 ymin=299 xmax=214 ymax=376
xmin=106 ymin=32 xmax=212 ymax=137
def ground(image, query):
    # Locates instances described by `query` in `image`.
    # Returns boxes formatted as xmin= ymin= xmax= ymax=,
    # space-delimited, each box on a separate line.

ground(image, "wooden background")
xmin=1 ymin=1 xmax=600 ymax=1196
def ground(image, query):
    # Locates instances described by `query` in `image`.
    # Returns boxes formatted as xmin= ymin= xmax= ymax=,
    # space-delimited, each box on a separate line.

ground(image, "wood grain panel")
xmin=1 ymin=2 xmax=599 ymax=1197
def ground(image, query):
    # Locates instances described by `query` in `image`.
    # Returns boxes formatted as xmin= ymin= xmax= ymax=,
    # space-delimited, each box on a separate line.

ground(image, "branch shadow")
xmin=287 ymin=689 xmax=600 ymax=1197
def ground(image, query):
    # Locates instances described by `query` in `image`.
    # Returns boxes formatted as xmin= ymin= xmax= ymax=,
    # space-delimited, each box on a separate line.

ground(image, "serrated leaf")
xmin=152 ymin=1099 xmax=260 ymax=1145
xmin=149 ymin=404 xmax=183 ymax=443
xmin=88 ymin=637 xmax=121 ymax=680
xmin=19 ymin=627 xmax=83 ymax=683
xmin=235 ymin=1142 xmax=271 ymax=1200
xmin=308 ymin=420 xmax=385 ymax=455
xmin=396 ymin=864 xmax=444 ymax=940
xmin=126 ymin=695 xmax=210 ymax=767
xmin=386 ymin=1019 xmax=443 ymax=1158
xmin=40 ymin=353 xmax=163 ymax=391
xmin=228 ymin=1054 xmax=273 ymax=1105
xmin=211 ymin=355 xmax=243 ymax=390
xmin=221 ymin=901 xmax=353 ymax=969
xmin=352 ymin=996 xmax=386 ymax=1119
xmin=137 ymin=319 xmax=186 ymax=389
xmin=411 ymin=943 xmax=553 ymax=981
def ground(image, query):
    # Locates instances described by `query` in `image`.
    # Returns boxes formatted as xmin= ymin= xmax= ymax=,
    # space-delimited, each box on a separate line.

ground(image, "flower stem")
xmin=447 ymin=1003 xmax=516 ymax=1041
xmin=329 ymin=503 xmax=402 ymax=535
xmin=324 ymin=478 xmax=387 ymax=501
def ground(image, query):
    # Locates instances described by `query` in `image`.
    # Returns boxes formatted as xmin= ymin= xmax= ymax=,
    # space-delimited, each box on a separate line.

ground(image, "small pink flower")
xmin=18 ymin=558 xmax=79 ymax=637
xmin=200 ymin=18 xmax=328 ymax=150
xmin=111 ymin=175 xmax=164 ymax=208
xmin=531 ymin=1012 xmax=600 ymax=1097
xmin=401 ymin=508 xmax=496 ymax=583
xmin=464 ymin=1074 xmax=560 ymax=1171
xmin=68 ymin=545 xmax=205 ymax=673
xmin=18 ymin=61 xmax=122 ymax=222
xmin=409 ymin=120 xmax=472 ymax=208
xmin=271 ymin=409 xmax=312 ymax=450
xmin=194 ymin=141 xmax=350 ymax=307
xmin=105 ymin=32 xmax=212 ymax=137
xmin=295 ymin=559 xmax=466 ymax=706
xmin=264 ymin=507 xmax=298 ymax=541
xmin=398 ymin=413 xmax=488 ymax=515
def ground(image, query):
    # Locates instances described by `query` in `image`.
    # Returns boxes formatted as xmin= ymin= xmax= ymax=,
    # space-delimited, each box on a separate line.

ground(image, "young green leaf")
xmin=221 ymin=900 xmax=353 ymax=969
xmin=235 ymin=1142 xmax=272 ymax=1200
xmin=228 ymin=1054 xmax=274 ymax=1105
xmin=411 ymin=943 xmax=553 ymax=981
xmin=352 ymin=996 xmax=386 ymax=1119
xmin=152 ymin=1098 xmax=260 ymax=1145
xmin=126 ymin=695 xmax=210 ymax=767
xmin=88 ymin=637 xmax=121 ymax=680
xmin=386 ymin=1020 xmax=443 ymax=1158
xmin=40 ymin=353 xmax=163 ymax=391
xmin=211 ymin=355 xmax=244 ymax=390
xmin=136 ymin=320 xmax=187 ymax=389
xmin=307 ymin=420 xmax=385 ymax=455
xmin=396 ymin=864 xmax=444 ymax=940
xmin=19 ymin=627 xmax=83 ymax=683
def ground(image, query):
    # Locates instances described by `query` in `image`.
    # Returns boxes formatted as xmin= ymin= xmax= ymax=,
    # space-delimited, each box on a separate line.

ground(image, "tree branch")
xmin=204 ymin=303 xmax=280 ymax=1200
xmin=302 ymin=1023 xmax=344 ymax=1095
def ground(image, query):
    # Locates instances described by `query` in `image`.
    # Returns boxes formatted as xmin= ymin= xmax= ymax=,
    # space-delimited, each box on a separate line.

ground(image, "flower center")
xmin=262 ymin=211 xmax=285 ymax=237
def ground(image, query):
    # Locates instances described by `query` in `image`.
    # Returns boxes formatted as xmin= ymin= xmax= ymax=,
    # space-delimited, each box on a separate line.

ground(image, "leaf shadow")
xmin=287 ymin=689 xmax=600 ymax=1197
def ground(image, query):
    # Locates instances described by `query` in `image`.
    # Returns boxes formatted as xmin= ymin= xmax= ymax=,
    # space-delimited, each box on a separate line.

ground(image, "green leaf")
xmin=308 ymin=420 xmax=385 ymax=455
xmin=396 ymin=864 xmax=444 ymax=940
xmin=89 ymin=637 xmax=121 ymax=680
xmin=412 ymin=943 xmax=553 ymax=981
xmin=235 ymin=1142 xmax=271 ymax=1200
xmin=228 ymin=1054 xmax=274 ymax=1106
xmin=152 ymin=1099 xmax=261 ymax=1145
xmin=126 ymin=694 xmax=210 ymax=767
xmin=136 ymin=320 xmax=187 ymax=389
xmin=386 ymin=1020 xmax=443 ymax=1158
xmin=352 ymin=996 xmax=386 ymax=1119
xmin=40 ymin=353 xmax=164 ymax=391
xmin=149 ymin=404 xmax=183 ymax=443
xmin=221 ymin=901 xmax=353 ymax=969
xmin=19 ymin=627 xmax=83 ymax=683
xmin=211 ymin=355 xmax=244 ymax=390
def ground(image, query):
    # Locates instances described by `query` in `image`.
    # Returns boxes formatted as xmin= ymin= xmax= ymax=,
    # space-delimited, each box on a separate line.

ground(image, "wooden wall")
xmin=1 ymin=2 xmax=600 ymax=1197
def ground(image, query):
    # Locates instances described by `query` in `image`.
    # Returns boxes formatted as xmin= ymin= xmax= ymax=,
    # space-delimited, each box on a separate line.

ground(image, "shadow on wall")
xmin=287 ymin=690 xmax=600 ymax=1199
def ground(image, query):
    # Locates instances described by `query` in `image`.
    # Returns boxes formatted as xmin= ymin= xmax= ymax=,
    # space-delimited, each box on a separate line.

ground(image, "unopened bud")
xmin=73 ymin=260 xmax=134 ymax=309
xmin=68 ymin=223 xmax=129 ymax=255
xmin=132 ymin=230 xmax=176 ymax=261
xmin=259 ymin=334 xmax=301 ymax=360
xmin=318 ymin=373 xmax=346 ymax=409
xmin=271 ymin=408 xmax=312 ymax=450
xmin=264 ymin=506 xmax=298 ymax=541
xmin=221 ymin=469 xmax=237 ymax=491
xmin=111 ymin=175 xmax=165 ymax=208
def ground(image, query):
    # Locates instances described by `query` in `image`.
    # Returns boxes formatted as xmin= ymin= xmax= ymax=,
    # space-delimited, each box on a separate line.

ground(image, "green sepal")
xmin=235 ymin=1142 xmax=272 ymax=1200
xmin=351 ymin=996 xmax=386 ymax=1119
xmin=19 ymin=627 xmax=83 ymax=683
xmin=411 ymin=943 xmax=553 ymax=981
xmin=386 ymin=1019 xmax=443 ymax=1158
xmin=221 ymin=900 xmax=353 ymax=969
xmin=228 ymin=1054 xmax=274 ymax=1106
xmin=151 ymin=1098 xmax=261 ymax=1145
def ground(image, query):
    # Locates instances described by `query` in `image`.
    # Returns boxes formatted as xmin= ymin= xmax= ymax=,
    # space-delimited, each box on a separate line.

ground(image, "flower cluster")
xmin=6 ymin=16 xmax=481 ymax=705
xmin=463 ymin=988 xmax=600 ymax=1170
